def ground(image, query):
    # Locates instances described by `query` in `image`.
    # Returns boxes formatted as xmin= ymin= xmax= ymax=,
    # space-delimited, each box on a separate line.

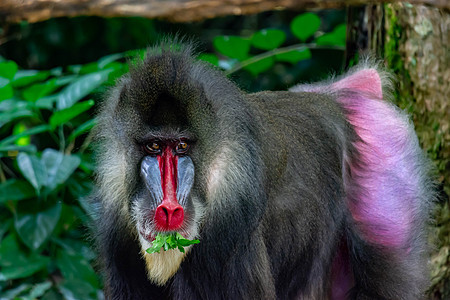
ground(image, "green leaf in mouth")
xmin=145 ymin=232 xmax=200 ymax=254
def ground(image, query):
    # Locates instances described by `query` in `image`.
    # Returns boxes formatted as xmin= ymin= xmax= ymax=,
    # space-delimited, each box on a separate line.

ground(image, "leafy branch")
xmin=224 ymin=43 xmax=345 ymax=75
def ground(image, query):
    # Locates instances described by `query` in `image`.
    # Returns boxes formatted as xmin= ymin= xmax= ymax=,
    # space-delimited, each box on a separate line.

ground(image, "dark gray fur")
xmin=92 ymin=43 xmax=433 ymax=300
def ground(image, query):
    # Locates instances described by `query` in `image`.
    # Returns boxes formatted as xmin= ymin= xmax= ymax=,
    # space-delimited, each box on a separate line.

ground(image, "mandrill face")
xmin=129 ymin=134 xmax=203 ymax=285
xmin=96 ymin=66 xmax=215 ymax=285
xmin=133 ymin=139 xmax=197 ymax=243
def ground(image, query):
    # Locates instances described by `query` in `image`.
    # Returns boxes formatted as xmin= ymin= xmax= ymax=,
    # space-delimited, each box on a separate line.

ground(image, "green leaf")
xmin=22 ymin=78 xmax=58 ymax=102
xmin=176 ymin=233 xmax=200 ymax=247
xmin=0 ymin=179 xmax=35 ymax=203
xmin=50 ymin=100 xmax=94 ymax=128
xmin=67 ymin=118 xmax=97 ymax=142
xmin=14 ymin=202 xmax=62 ymax=250
xmin=126 ymin=48 xmax=147 ymax=60
xmin=0 ymin=78 xmax=13 ymax=101
xmin=244 ymin=56 xmax=274 ymax=76
xmin=0 ymin=234 xmax=27 ymax=267
xmin=198 ymin=53 xmax=219 ymax=66
xmin=98 ymin=53 xmax=125 ymax=69
xmin=41 ymin=288 xmax=64 ymax=300
xmin=176 ymin=238 xmax=200 ymax=247
xmin=275 ymin=48 xmax=312 ymax=64
xmin=146 ymin=232 xmax=200 ymax=254
xmin=0 ymin=109 xmax=35 ymax=127
xmin=213 ymin=36 xmax=250 ymax=60
xmin=12 ymin=70 xmax=50 ymax=88
xmin=0 ymin=283 xmax=32 ymax=298
xmin=0 ymin=98 xmax=28 ymax=111
xmin=13 ymin=122 xmax=31 ymax=146
xmin=0 ymin=99 xmax=36 ymax=127
xmin=79 ymin=62 xmax=100 ymax=75
xmin=146 ymin=239 xmax=163 ymax=254
xmin=166 ymin=234 xmax=177 ymax=248
xmin=24 ymin=281 xmax=53 ymax=300
xmin=291 ymin=13 xmax=321 ymax=41
xmin=55 ymin=75 xmax=78 ymax=86
xmin=0 ymin=235 xmax=50 ymax=280
xmin=251 ymin=29 xmax=286 ymax=50
xmin=41 ymin=149 xmax=81 ymax=191
xmin=58 ymin=279 xmax=97 ymax=300
xmin=57 ymin=69 xmax=112 ymax=110
xmin=56 ymin=251 xmax=99 ymax=288
xmin=0 ymin=124 xmax=51 ymax=146
xmin=52 ymin=238 xmax=96 ymax=260
xmin=51 ymin=204 xmax=79 ymax=236
xmin=316 ymin=33 xmax=343 ymax=46
xmin=0 ymin=76 xmax=10 ymax=88
xmin=146 ymin=234 xmax=165 ymax=254
xmin=104 ymin=62 xmax=128 ymax=86
xmin=316 ymin=24 xmax=347 ymax=47
xmin=0 ymin=258 xmax=49 ymax=280
xmin=0 ymin=61 xmax=18 ymax=80
xmin=50 ymin=66 xmax=63 ymax=76
xmin=333 ymin=24 xmax=347 ymax=40
xmin=0 ymin=219 xmax=12 ymax=241
xmin=67 ymin=65 xmax=82 ymax=74
xmin=17 ymin=152 xmax=47 ymax=191
xmin=67 ymin=173 xmax=95 ymax=203
xmin=0 ymin=144 xmax=37 ymax=155
xmin=35 ymin=94 xmax=58 ymax=109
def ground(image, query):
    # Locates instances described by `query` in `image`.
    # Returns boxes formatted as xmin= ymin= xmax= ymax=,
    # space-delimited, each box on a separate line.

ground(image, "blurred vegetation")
xmin=0 ymin=8 xmax=447 ymax=299
xmin=0 ymin=10 xmax=346 ymax=90
xmin=0 ymin=52 xmax=129 ymax=298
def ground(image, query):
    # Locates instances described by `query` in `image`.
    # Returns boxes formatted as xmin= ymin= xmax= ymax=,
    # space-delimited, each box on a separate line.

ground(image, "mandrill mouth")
xmin=137 ymin=214 xmax=192 ymax=244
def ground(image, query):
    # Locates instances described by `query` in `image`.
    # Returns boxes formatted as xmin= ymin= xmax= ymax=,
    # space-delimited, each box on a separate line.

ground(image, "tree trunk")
xmin=364 ymin=4 xmax=449 ymax=299
xmin=347 ymin=4 xmax=450 ymax=298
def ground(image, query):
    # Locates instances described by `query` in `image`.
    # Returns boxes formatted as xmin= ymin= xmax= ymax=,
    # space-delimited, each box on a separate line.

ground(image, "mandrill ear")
xmin=331 ymin=68 xmax=383 ymax=99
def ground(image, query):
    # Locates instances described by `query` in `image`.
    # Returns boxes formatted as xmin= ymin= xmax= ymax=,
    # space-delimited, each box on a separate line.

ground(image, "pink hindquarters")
xmin=334 ymin=68 xmax=424 ymax=249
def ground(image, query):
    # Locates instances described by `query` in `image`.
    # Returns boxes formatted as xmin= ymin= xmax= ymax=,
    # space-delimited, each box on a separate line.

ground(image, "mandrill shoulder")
xmin=245 ymin=90 xmax=351 ymax=187
xmin=246 ymin=90 xmax=348 ymax=133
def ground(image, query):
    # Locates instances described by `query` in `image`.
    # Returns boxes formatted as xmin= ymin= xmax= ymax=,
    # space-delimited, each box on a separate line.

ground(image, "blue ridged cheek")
xmin=140 ymin=156 xmax=163 ymax=202
xmin=176 ymin=156 xmax=195 ymax=206
xmin=140 ymin=155 xmax=194 ymax=206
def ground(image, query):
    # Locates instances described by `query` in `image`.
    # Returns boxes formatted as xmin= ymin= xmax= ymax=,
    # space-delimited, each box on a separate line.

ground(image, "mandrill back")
xmin=92 ymin=43 xmax=434 ymax=300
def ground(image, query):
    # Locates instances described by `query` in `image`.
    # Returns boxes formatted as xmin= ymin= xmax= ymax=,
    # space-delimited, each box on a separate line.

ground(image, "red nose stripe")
xmin=155 ymin=147 xmax=184 ymax=230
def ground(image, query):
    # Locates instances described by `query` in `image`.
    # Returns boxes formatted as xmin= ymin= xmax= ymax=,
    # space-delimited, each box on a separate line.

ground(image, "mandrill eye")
xmin=175 ymin=141 xmax=189 ymax=154
xmin=144 ymin=142 xmax=161 ymax=155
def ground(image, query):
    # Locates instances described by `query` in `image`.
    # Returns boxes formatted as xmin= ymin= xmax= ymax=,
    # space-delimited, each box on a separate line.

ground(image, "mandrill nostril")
xmin=154 ymin=203 xmax=184 ymax=230
xmin=160 ymin=207 xmax=169 ymax=224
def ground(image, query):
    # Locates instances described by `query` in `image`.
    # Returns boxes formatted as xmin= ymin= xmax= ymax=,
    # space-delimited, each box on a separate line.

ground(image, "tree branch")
xmin=0 ymin=0 xmax=448 ymax=24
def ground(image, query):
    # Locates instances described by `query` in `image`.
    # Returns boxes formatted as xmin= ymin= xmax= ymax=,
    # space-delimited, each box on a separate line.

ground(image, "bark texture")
xmin=0 ymin=0 xmax=448 ymax=24
xmin=383 ymin=4 xmax=449 ymax=299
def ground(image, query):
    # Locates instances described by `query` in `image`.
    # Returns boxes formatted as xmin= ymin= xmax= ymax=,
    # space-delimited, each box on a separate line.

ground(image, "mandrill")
xmin=92 ymin=42 xmax=434 ymax=300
